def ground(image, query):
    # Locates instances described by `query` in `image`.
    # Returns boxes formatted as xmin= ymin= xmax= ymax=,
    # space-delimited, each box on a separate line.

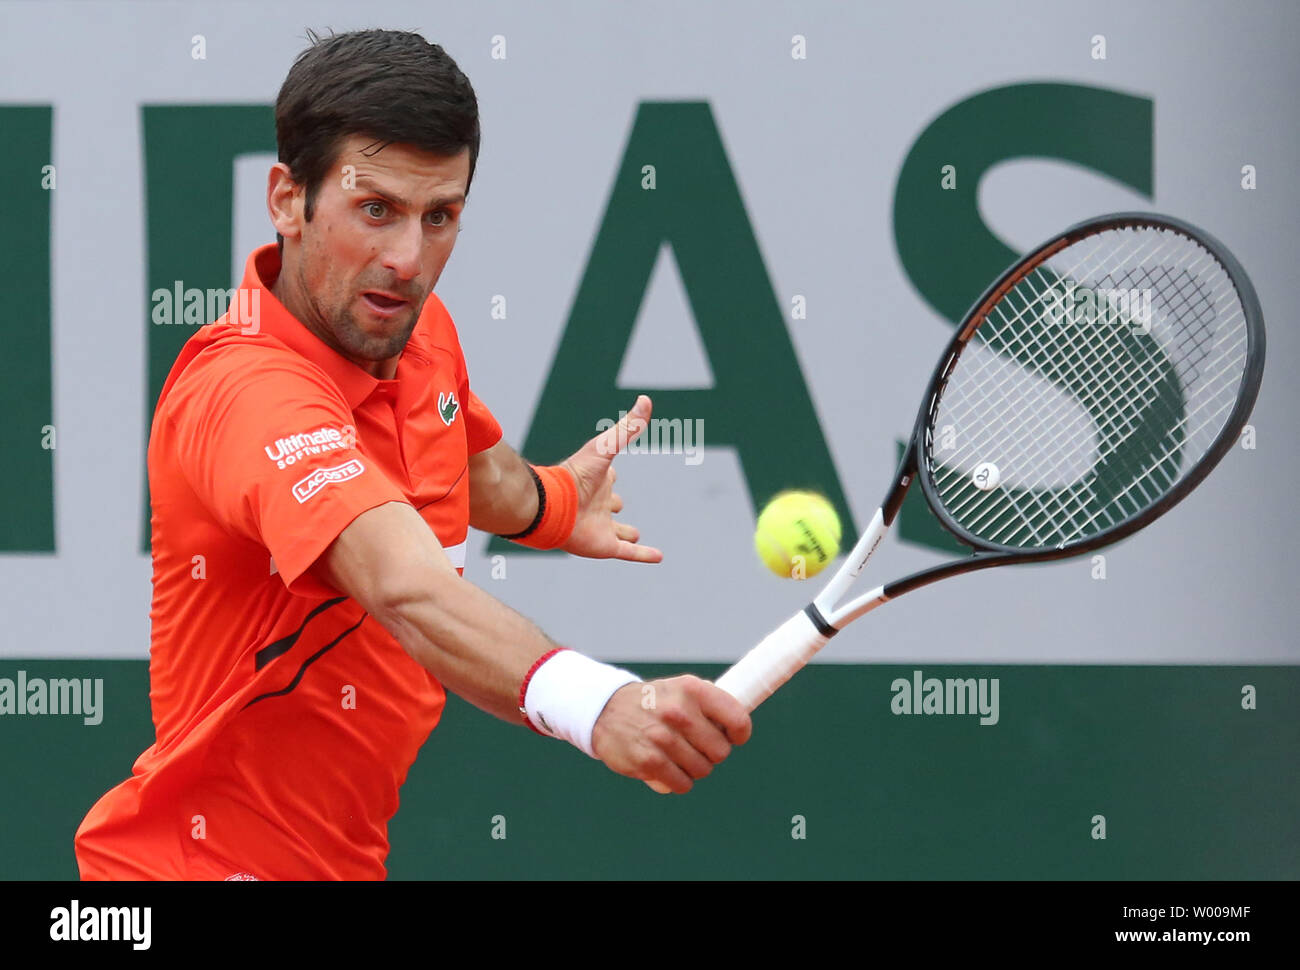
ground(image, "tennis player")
xmin=74 ymin=28 xmax=749 ymax=880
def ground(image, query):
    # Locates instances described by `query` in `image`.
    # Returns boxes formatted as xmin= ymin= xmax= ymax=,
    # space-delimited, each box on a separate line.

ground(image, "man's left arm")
xmin=467 ymin=437 xmax=540 ymax=536
xmin=468 ymin=394 xmax=663 ymax=563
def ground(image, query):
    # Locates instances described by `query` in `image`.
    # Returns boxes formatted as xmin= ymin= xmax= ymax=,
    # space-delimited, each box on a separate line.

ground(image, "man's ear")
xmin=267 ymin=163 xmax=304 ymax=242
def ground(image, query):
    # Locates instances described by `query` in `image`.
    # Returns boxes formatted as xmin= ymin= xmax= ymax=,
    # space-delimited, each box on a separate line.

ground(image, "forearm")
xmin=313 ymin=500 xmax=748 ymax=790
xmin=468 ymin=439 xmax=538 ymax=535
xmin=314 ymin=501 xmax=550 ymax=723
xmin=373 ymin=539 xmax=639 ymax=756
xmin=376 ymin=566 xmax=556 ymax=723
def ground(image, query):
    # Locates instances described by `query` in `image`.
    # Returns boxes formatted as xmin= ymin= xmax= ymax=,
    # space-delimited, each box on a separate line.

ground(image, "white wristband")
xmin=523 ymin=650 xmax=641 ymax=758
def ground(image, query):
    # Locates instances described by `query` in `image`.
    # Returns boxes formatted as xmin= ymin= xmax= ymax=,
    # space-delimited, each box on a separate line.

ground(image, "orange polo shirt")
xmin=74 ymin=244 xmax=502 ymax=880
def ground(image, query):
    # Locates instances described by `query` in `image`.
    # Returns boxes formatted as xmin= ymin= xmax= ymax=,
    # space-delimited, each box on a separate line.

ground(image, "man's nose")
xmin=381 ymin=217 xmax=424 ymax=283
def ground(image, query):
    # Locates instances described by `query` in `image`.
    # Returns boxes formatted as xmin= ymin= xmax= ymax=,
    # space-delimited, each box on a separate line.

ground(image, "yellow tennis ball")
xmin=754 ymin=491 xmax=842 ymax=580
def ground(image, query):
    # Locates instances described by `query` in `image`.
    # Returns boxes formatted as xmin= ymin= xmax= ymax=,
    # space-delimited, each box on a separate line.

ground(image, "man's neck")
xmin=270 ymin=255 xmax=398 ymax=380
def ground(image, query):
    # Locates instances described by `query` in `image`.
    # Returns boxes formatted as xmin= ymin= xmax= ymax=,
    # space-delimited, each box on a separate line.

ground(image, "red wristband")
xmin=518 ymin=647 xmax=568 ymax=734
xmin=511 ymin=464 xmax=578 ymax=550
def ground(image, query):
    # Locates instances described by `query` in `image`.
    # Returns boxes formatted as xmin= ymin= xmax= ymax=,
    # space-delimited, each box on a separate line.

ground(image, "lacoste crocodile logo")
xmin=438 ymin=391 xmax=460 ymax=426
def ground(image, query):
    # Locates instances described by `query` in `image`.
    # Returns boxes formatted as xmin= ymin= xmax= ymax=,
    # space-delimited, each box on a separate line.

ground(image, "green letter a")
xmin=493 ymin=102 xmax=852 ymax=553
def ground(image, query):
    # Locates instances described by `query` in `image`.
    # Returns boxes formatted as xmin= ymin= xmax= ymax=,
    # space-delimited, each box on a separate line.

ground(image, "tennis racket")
xmin=720 ymin=210 xmax=1265 ymax=706
xmin=647 ymin=212 xmax=1264 ymax=791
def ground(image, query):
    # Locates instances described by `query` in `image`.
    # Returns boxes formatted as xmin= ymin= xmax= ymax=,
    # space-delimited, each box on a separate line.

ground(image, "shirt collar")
xmin=241 ymin=243 xmax=380 ymax=411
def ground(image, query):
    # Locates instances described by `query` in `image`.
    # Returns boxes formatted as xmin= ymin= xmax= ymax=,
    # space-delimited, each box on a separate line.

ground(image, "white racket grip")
xmin=714 ymin=610 xmax=830 ymax=712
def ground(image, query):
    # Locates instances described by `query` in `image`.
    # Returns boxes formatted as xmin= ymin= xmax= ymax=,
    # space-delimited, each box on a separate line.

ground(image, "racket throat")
xmin=802 ymin=602 xmax=838 ymax=639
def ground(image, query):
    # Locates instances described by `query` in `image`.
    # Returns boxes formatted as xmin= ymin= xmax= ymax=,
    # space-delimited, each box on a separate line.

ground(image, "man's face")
xmin=274 ymin=134 xmax=469 ymax=372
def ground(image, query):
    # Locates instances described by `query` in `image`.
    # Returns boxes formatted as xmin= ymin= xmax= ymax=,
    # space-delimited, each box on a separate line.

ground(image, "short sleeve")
xmin=164 ymin=347 xmax=409 ymax=597
xmin=464 ymin=389 xmax=503 ymax=455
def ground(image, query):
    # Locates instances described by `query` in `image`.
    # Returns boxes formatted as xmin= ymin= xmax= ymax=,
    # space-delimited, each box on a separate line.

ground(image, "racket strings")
xmin=926 ymin=224 xmax=1249 ymax=549
xmin=942 ymin=231 xmax=1181 ymax=472
xmin=984 ymin=232 xmax=1188 ymax=438
xmin=977 ymin=338 xmax=1246 ymax=545
xmin=1096 ymin=264 xmax=1218 ymax=386
xmin=989 ymin=255 xmax=1194 ymax=484
xmin=938 ymin=233 xmax=1192 ymax=537
xmin=1067 ymin=374 xmax=1246 ymax=539
xmin=948 ymin=261 xmax=1238 ymax=544
xmin=939 ymin=235 xmax=1242 ymax=544
xmin=1003 ymin=270 xmax=1245 ymax=540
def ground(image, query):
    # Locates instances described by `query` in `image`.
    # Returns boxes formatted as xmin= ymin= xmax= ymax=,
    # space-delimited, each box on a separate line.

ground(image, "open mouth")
xmin=361 ymin=291 xmax=409 ymax=316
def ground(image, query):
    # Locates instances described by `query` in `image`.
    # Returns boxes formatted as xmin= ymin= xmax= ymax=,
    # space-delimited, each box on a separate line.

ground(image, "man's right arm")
xmin=310 ymin=501 xmax=752 ymax=793
xmin=162 ymin=349 xmax=748 ymax=790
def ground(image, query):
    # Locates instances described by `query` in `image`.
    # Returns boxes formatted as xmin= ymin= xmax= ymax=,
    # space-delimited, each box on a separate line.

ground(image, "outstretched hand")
xmin=559 ymin=395 xmax=663 ymax=563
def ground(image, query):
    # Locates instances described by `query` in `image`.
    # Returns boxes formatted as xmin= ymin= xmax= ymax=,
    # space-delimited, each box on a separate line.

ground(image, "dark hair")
xmin=274 ymin=28 xmax=480 ymax=243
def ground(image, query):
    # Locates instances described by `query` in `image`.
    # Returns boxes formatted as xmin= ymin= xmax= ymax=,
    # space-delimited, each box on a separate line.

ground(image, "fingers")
xmin=612 ymin=517 xmax=663 ymax=562
xmin=644 ymin=677 xmax=747 ymax=791
xmin=640 ymin=686 xmax=729 ymax=793
xmin=691 ymin=679 xmax=754 ymax=745
xmin=660 ymin=692 xmax=733 ymax=767
xmin=642 ymin=756 xmax=694 ymax=795
xmin=592 ymin=674 xmax=750 ymax=795
xmin=626 ymin=393 xmax=652 ymax=424
xmin=593 ymin=394 xmax=653 ymax=458
xmin=645 ymin=722 xmax=715 ymax=790
xmin=610 ymin=733 xmax=693 ymax=795
xmin=615 ymin=539 xmax=663 ymax=564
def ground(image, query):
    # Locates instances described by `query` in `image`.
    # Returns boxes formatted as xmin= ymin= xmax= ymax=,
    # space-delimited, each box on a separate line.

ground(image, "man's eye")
xmin=428 ymin=210 xmax=448 ymax=228
xmin=364 ymin=202 xmax=386 ymax=219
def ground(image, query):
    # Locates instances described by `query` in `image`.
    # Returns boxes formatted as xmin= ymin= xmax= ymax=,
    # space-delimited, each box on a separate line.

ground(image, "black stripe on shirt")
xmin=243 ymin=613 xmax=368 ymax=709
xmin=254 ymin=596 xmax=347 ymax=671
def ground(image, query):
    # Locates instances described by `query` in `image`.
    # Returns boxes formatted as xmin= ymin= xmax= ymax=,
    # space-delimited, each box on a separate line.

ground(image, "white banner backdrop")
xmin=0 ymin=0 xmax=1296 ymax=662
